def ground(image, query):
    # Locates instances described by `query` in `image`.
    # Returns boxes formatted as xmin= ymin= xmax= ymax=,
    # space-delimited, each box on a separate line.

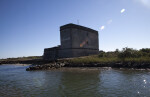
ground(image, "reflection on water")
xmin=0 ymin=65 xmax=150 ymax=97
xmin=59 ymin=68 xmax=101 ymax=97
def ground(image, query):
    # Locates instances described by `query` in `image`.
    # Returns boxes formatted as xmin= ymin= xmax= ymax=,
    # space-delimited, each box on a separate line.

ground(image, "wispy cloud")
xmin=120 ymin=9 xmax=125 ymax=13
xmin=107 ymin=19 xmax=112 ymax=24
xmin=100 ymin=26 xmax=105 ymax=30
xmin=135 ymin=0 xmax=150 ymax=8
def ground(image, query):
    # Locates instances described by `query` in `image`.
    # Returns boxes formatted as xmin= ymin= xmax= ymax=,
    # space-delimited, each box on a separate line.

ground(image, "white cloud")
xmin=135 ymin=0 xmax=150 ymax=8
xmin=120 ymin=9 xmax=125 ymax=13
xmin=100 ymin=26 xmax=105 ymax=30
xmin=107 ymin=19 xmax=112 ymax=24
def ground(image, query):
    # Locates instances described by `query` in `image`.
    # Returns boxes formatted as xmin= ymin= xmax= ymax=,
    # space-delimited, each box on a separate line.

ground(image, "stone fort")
xmin=43 ymin=23 xmax=99 ymax=60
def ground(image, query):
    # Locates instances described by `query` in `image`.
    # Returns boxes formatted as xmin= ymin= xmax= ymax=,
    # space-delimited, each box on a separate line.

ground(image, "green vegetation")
xmin=67 ymin=55 xmax=119 ymax=64
xmin=0 ymin=56 xmax=42 ymax=62
xmin=0 ymin=48 xmax=150 ymax=65
xmin=68 ymin=47 xmax=150 ymax=64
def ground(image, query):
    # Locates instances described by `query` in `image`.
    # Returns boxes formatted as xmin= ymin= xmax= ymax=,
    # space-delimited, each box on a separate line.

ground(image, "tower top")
xmin=60 ymin=23 xmax=98 ymax=33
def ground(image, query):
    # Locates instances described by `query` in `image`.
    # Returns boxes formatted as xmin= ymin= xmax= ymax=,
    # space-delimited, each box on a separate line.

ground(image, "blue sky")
xmin=0 ymin=0 xmax=150 ymax=58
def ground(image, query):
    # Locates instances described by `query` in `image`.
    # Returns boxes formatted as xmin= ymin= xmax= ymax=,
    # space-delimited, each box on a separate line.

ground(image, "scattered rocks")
xmin=1 ymin=58 xmax=150 ymax=71
xmin=63 ymin=62 xmax=150 ymax=69
xmin=26 ymin=62 xmax=65 ymax=71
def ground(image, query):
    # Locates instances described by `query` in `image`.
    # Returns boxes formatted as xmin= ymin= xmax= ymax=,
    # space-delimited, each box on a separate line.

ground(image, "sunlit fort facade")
xmin=43 ymin=23 xmax=99 ymax=60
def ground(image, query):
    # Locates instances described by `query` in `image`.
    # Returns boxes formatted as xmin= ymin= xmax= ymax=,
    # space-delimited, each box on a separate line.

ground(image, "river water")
xmin=0 ymin=64 xmax=150 ymax=97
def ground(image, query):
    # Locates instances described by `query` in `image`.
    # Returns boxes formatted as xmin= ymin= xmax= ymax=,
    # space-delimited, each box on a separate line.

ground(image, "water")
xmin=0 ymin=64 xmax=150 ymax=97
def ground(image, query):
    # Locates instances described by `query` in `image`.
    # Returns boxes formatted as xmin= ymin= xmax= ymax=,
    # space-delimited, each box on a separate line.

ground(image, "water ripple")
xmin=0 ymin=65 xmax=150 ymax=97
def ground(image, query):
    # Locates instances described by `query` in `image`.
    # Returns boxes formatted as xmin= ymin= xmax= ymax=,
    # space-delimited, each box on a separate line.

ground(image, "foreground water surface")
xmin=0 ymin=64 xmax=150 ymax=97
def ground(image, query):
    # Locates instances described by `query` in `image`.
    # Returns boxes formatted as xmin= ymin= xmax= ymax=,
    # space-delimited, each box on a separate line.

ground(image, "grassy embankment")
xmin=67 ymin=47 xmax=150 ymax=64
xmin=0 ymin=56 xmax=43 ymax=65
xmin=0 ymin=56 xmax=42 ymax=61
xmin=0 ymin=48 xmax=150 ymax=65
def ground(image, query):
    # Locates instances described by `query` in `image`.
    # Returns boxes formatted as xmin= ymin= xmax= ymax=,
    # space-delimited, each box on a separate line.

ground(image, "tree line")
xmin=99 ymin=47 xmax=150 ymax=58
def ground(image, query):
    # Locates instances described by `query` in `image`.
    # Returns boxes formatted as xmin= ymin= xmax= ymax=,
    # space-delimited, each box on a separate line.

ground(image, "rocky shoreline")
xmin=26 ymin=62 xmax=65 ymax=71
xmin=1 ymin=59 xmax=150 ymax=71
xmin=26 ymin=61 xmax=150 ymax=71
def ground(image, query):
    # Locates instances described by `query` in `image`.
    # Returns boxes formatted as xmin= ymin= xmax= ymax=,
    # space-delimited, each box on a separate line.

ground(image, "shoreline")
xmin=1 ymin=60 xmax=150 ymax=70
xmin=25 ymin=61 xmax=150 ymax=71
xmin=1 ymin=63 xmax=150 ymax=71
xmin=1 ymin=56 xmax=150 ymax=71
xmin=1 ymin=48 xmax=150 ymax=70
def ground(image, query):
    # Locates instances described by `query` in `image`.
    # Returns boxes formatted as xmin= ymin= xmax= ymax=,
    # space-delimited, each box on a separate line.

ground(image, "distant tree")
xmin=118 ymin=47 xmax=138 ymax=58
xmin=140 ymin=48 xmax=150 ymax=53
xmin=98 ymin=51 xmax=106 ymax=57
xmin=115 ymin=49 xmax=119 ymax=53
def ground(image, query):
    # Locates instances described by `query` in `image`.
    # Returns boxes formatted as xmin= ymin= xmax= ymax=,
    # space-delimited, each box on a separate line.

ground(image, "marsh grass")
xmin=67 ymin=47 xmax=150 ymax=64
xmin=0 ymin=56 xmax=42 ymax=62
xmin=0 ymin=48 xmax=150 ymax=64
xmin=67 ymin=56 xmax=150 ymax=64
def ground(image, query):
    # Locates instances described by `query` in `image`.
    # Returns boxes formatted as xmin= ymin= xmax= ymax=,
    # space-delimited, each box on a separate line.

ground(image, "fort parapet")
xmin=43 ymin=23 xmax=99 ymax=60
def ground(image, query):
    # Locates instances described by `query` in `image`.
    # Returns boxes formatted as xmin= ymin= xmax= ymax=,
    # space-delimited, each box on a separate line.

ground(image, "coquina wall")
xmin=43 ymin=23 xmax=99 ymax=60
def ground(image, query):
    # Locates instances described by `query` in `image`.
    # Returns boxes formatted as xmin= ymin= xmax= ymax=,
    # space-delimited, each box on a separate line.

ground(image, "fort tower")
xmin=44 ymin=23 xmax=99 ymax=60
